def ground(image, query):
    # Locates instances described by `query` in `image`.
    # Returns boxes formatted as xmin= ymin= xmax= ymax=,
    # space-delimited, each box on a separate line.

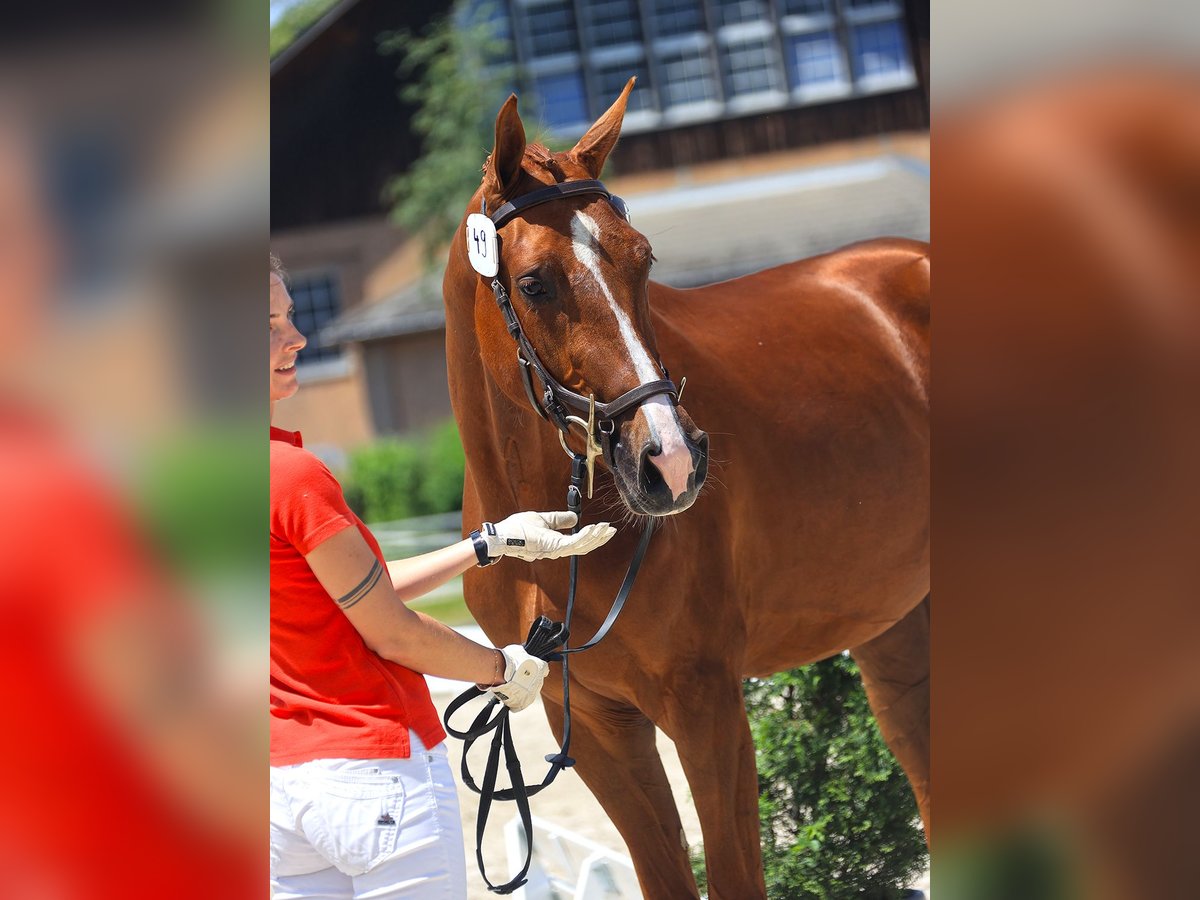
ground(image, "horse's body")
xmin=443 ymin=84 xmax=928 ymax=899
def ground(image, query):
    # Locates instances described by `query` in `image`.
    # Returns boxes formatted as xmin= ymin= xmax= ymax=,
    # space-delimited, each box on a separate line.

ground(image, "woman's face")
xmin=269 ymin=273 xmax=306 ymax=403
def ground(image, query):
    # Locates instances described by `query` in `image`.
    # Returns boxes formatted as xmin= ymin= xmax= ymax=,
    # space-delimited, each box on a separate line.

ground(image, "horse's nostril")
xmin=639 ymin=451 xmax=666 ymax=495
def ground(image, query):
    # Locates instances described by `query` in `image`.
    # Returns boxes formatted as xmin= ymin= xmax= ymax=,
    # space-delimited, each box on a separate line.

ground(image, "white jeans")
xmin=271 ymin=734 xmax=467 ymax=899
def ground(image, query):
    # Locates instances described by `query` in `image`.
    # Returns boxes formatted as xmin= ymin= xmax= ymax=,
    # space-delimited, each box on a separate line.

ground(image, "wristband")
xmin=469 ymin=528 xmax=498 ymax=567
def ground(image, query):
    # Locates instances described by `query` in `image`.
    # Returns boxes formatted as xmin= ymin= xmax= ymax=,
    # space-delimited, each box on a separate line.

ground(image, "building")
xmin=270 ymin=0 xmax=928 ymax=460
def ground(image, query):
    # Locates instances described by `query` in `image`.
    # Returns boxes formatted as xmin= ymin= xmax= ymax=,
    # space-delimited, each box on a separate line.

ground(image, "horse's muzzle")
xmin=627 ymin=428 xmax=708 ymax=516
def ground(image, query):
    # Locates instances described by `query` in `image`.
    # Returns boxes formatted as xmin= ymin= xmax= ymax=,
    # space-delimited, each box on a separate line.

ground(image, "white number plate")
xmin=466 ymin=214 xmax=499 ymax=277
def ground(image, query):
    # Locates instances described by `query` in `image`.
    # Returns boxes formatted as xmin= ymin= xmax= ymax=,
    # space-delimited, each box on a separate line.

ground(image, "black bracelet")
xmin=469 ymin=528 xmax=498 ymax=568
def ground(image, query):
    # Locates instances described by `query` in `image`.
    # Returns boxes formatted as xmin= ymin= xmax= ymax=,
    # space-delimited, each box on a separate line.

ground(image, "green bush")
xmin=741 ymin=654 xmax=928 ymax=899
xmin=416 ymin=419 xmax=466 ymax=514
xmin=342 ymin=420 xmax=466 ymax=523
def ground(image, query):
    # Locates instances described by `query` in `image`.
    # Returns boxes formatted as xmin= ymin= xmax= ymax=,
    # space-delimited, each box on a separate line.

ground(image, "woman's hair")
xmin=270 ymin=253 xmax=287 ymax=285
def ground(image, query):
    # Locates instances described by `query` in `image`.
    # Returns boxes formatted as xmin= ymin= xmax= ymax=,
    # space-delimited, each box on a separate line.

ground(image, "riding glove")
xmin=490 ymin=644 xmax=550 ymax=712
xmin=479 ymin=511 xmax=615 ymax=562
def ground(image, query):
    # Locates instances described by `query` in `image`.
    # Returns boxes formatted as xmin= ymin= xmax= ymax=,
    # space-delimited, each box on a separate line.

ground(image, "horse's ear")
xmin=571 ymin=77 xmax=634 ymax=179
xmin=484 ymin=94 xmax=527 ymax=208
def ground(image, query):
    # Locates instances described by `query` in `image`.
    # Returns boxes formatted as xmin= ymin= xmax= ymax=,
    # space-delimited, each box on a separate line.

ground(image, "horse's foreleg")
xmin=850 ymin=593 xmax=931 ymax=840
xmin=659 ymin=670 xmax=766 ymax=900
xmin=540 ymin=688 xmax=699 ymax=899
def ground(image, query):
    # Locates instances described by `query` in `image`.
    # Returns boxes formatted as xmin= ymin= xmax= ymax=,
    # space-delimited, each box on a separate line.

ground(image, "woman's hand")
xmin=484 ymin=645 xmax=550 ymax=712
xmin=479 ymin=511 xmax=615 ymax=562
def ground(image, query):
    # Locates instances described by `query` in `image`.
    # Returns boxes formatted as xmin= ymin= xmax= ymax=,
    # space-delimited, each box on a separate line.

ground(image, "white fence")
xmin=506 ymin=815 xmax=643 ymax=900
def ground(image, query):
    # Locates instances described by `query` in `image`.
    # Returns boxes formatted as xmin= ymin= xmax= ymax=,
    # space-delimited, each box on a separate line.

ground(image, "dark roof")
xmin=270 ymin=0 xmax=362 ymax=75
xmin=270 ymin=0 xmax=452 ymax=230
xmin=321 ymin=272 xmax=446 ymax=343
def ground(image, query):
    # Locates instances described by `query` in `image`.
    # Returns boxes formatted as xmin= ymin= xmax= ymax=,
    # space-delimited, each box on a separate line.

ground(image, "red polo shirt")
xmin=270 ymin=426 xmax=445 ymax=766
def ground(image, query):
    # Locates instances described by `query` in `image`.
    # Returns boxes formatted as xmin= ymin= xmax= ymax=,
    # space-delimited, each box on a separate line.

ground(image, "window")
xmin=786 ymin=30 xmax=847 ymax=92
xmin=659 ymin=45 xmax=720 ymax=107
xmin=850 ymin=19 xmax=912 ymax=85
xmin=493 ymin=0 xmax=916 ymax=133
xmin=843 ymin=0 xmax=901 ymax=16
xmin=594 ymin=60 xmax=655 ymax=114
xmin=710 ymin=0 xmax=769 ymax=28
xmin=521 ymin=0 xmax=580 ymax=57
xmin=533 ymin=70 xmax=590 ymax=128
xmin=289 ymin=271 xmax=343 ymax=366
xmin=722 ymin=38 xmax=785 ymax=97
xmin=582 ymin=0 xmax=642 ymax=47
xmin=780 ymin=0 xmax=829 ymax=15
xmin=648 ymin=0 xmax=705 ymax=38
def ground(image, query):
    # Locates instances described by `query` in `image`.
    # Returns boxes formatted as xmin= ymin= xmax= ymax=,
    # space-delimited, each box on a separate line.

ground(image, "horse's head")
xmin=460 ymin=79 xmax=708 ymax=517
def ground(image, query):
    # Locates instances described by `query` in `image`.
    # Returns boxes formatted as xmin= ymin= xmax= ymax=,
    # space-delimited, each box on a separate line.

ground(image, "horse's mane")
xmin=482 ymin=142 xmax=567 ymax=184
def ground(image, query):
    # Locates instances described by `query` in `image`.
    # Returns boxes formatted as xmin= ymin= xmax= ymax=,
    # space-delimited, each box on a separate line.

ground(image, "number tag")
xmin=466 ymin=214 xmax=499 ymax=277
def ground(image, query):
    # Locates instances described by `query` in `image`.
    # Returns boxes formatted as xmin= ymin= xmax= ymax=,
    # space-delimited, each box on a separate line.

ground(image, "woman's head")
xmin=270 ymin=256 xmax=306 ymax=407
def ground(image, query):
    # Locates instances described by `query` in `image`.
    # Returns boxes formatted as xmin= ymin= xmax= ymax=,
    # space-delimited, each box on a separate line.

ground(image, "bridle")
xmin=484 ymin=179 xmax=681 ymax=496
xmin=443 ymin=177 xmax=678 ymax=894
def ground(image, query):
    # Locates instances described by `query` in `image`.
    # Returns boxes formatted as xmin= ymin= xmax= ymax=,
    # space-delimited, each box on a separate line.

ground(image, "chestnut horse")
xmin=443 ymin=80 xmax=929 ymax=899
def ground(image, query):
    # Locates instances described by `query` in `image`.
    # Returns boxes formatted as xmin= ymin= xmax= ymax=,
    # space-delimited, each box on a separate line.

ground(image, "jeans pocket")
xmin=305 ymin=774 xmax=407 ymax=877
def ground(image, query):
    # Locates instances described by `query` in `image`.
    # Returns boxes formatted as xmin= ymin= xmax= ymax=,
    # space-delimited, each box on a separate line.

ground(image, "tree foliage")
xmin=378 ymin=3 xmax=514 ymax=261
xmin=269 ymin=0 xmax=341 ymax=59
xmin=741 ymin=654 xmax=928 ymax=899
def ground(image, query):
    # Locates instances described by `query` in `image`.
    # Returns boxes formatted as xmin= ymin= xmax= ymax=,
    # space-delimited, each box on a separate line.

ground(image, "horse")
xmin=442 ymin=79 xmax=929 ymax=899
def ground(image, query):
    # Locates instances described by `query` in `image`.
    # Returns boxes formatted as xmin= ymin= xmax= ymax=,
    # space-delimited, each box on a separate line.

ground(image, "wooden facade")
xmin=618 ymin=86 xmax=927 ymax=173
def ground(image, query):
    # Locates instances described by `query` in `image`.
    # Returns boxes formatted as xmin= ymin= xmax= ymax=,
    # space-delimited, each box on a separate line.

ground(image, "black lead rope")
xmin=443 ymin=454 xmax=656 ymax=894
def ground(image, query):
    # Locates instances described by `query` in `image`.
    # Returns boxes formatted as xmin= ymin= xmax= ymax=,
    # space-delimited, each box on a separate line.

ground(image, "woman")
xmin=269 ymin=262 xmax=614 ymax=898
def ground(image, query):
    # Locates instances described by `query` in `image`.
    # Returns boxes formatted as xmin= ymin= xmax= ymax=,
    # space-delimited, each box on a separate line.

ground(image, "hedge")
xmin=692 ymin=655 xmax=927 ymax=898
xmin=341 ymin=419 xmax=466 ymax=523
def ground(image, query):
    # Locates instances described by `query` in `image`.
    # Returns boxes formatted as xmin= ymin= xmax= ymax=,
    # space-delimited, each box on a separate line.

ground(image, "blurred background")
xmin=933 ymin=3 xmax=1199 ymax=900
xmin=0 ymin=2 xmax=265 ymax=896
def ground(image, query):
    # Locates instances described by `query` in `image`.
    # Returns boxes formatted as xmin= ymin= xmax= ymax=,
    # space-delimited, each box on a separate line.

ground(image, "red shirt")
xmin=270 ymin=426 xmax=445 ymax=766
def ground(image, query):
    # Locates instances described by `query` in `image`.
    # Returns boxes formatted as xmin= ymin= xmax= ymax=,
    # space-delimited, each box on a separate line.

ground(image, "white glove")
xmin=480 ymin=511 xmax=616 ymax=562
xmin=489 ymin=644 xmax=550 ymax=712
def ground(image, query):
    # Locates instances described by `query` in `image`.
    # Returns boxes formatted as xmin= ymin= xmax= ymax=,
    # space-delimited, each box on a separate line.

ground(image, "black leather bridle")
xmin=484 ymin=179 xmax=680 ymax=479
xmin=443 ymin=178 xmax=676 ymax=894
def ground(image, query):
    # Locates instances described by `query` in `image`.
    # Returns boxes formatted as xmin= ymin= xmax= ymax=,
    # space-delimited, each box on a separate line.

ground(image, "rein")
xmin=443 ymin=178 xmax=668 ymax=893
xmin=443 ymin=459 xmax=655 ymax=894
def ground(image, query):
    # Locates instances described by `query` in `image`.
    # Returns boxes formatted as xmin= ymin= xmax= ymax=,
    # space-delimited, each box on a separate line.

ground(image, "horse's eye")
xmin=518 ymin=278 xmax=546 ymax=299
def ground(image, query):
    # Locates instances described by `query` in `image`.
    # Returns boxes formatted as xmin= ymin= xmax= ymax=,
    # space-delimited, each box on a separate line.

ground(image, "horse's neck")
xmin=444 ymin=299 xmax=566 ymax=514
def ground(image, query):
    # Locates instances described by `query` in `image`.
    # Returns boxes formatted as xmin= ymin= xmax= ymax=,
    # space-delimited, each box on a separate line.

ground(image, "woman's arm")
xmin=305 ymin=527 xmax=501 ymax=685
xmin=384 ymin=511 xmax=616 ymax=602
xmin=385 ymin=542 xmax=476 ymax=604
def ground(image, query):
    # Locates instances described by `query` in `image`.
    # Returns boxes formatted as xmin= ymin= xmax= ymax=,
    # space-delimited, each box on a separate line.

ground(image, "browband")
xmin=490 ymin=179 xmax=613 ymax=228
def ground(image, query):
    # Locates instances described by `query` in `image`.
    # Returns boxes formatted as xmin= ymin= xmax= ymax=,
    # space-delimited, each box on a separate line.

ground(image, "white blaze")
xmin=571 ymin=212 xmax=694 ymax=501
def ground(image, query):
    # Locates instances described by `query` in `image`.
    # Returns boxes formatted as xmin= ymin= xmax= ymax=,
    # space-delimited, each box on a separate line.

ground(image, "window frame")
xmin=284 ymin=267 xmax=348 ymax=377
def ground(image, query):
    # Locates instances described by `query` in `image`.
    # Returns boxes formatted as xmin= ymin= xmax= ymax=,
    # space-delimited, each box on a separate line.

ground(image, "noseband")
xmin=482 ymin=179 xmax=680 ymax=488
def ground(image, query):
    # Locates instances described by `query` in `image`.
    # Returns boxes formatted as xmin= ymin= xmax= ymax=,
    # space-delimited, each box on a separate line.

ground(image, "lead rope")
xmin=443 ymin=454 xmax=656 ymax=894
